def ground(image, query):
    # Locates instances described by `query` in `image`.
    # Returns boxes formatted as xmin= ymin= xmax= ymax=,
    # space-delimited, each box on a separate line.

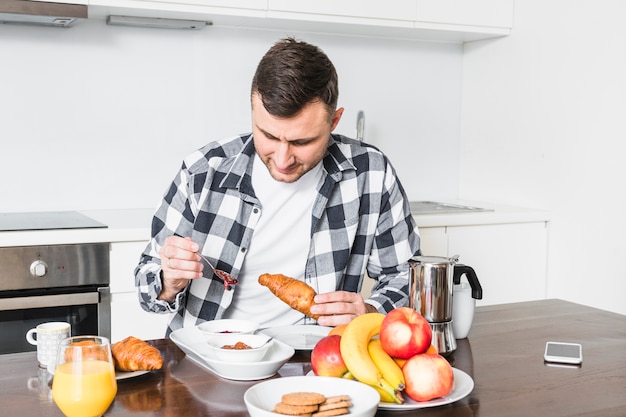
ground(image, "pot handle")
xmin=453 ymin=264 xmax=483 ymax=300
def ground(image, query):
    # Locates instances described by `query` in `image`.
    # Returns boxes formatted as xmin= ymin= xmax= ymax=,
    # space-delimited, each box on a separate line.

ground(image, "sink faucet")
xmin=356 ymin=110 xmax=365 ymax=141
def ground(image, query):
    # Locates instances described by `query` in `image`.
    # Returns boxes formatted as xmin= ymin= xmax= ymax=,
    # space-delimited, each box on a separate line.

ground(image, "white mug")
xmin=452 ymin=282 xmax=475 ymax=339
xmin=26 ymin=322 xmax=71 ymax=367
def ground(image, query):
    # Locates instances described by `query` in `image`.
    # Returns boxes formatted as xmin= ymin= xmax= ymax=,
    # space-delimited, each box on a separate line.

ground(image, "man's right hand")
xmin=157 ymin=236 xmax=203 ymax=303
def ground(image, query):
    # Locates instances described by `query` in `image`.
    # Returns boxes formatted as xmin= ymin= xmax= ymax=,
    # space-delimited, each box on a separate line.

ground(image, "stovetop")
xmin=0 ymin=211 xmax=107 ymax=232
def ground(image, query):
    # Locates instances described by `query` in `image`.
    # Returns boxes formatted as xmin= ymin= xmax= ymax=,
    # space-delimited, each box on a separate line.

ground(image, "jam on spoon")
xmin=196 ymin=252 xmax=238 ymax=290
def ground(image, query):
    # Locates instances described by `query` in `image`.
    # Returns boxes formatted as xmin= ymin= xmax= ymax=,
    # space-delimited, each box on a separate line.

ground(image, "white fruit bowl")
xmin=244 ymin=376 xmax=379 ymax=417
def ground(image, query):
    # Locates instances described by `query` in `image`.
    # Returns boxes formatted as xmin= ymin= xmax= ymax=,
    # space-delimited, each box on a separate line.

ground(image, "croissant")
xmin=258 ymin=273 xmax=319 ymax=320
xmin=65 ymin=340 xmax=109 ymax=362
xmin=111 ymin=336 xmax=163 ymax=372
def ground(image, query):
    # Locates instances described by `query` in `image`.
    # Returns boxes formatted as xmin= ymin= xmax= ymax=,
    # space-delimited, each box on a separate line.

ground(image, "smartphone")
xmin=544 ymin=342 xmax=583 ymax=365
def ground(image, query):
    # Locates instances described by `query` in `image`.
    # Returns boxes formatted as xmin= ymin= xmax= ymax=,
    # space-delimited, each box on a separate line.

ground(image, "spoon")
xmin=196 ymin=252 xmax=238 ymax=290
xmin=259 ymin=336 xmax=274 ymax=347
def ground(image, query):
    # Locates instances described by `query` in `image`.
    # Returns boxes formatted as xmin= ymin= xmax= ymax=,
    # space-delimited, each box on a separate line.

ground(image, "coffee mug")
xmin=26 ymin=322 xmax=71 ymax=367
xmin=452 ymin=282 xmax=475 ymax=339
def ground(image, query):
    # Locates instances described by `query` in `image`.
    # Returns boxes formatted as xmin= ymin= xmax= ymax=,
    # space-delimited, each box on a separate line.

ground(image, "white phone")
xmin=544 ymin=342 xmax=583 ymax=365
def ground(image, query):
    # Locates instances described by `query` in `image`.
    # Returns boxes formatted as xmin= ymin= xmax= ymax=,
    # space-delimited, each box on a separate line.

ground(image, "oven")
xmin=0 ymin=242 xmax=110 ymax=355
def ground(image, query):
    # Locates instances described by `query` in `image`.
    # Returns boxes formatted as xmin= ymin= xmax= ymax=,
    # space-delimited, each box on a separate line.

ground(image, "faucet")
xmin=356 ymin=110 xmax=365 ymax=141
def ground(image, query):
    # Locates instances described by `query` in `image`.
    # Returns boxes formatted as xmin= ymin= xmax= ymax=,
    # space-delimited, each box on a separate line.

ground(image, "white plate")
xmin=48 ymin=365 xmax=150 ymax=381
xmin=115 ymin=370 xmax=150 ymax=380
xmin=377 ymin=368 xmax=474 ymax=410
xmin=259 ymin=325 xmax=332 ymax=350
xmin=170 ymin=326 xmax=295 ymax=381
xmin=245 ymin=376 xmax=379 ymax=417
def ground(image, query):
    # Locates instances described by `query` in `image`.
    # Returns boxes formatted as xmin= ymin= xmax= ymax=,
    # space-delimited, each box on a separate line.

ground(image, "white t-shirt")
xmin=222 ymin=153 xmax=322 ymax=326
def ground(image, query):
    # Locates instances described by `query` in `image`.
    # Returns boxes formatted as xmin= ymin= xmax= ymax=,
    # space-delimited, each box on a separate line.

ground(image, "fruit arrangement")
xmin=310 ymin=307 xmax=454 ymax=404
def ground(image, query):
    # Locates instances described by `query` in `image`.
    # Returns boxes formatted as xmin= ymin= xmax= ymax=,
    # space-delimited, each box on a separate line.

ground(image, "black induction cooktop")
xmin=0 ymin=211 xmax=107 ymax=232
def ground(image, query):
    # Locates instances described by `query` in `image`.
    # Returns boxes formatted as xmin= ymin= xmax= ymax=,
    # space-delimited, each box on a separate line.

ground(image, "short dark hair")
xmin=251 ymin=37 xmax=339 ymax=121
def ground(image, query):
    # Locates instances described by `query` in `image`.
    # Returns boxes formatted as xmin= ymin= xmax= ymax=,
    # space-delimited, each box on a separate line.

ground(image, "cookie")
xmin=281 ymin=392 xmax=327 ymax=406
xmin=273 ymin=402 xmax=319 ymax=415
xmin=321 ymin=395 xmax=351 ymax=404
xmin=318 ymin=400 xmax=352 ymax=412
xmin=312 ymin=407 xmax=350 ymax=417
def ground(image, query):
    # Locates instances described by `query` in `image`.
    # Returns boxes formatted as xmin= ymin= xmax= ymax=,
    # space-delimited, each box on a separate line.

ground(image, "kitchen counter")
xmin=0 ymin=202 xmax=549 ymax=247
xmin=0 ymin=208 xmax=154 ymax=247
xmin=2 ymin=299 xmax=624 ymax=417
xmin=410 ymin=200 xmax=550 ymax=228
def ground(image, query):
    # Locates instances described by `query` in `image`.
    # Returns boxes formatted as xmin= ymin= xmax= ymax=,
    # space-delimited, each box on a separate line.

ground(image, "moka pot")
xmin=408 ymin=255 xmax=482 ymax=355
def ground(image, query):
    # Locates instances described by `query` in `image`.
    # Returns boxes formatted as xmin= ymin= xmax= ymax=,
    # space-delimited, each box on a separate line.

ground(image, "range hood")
xmin=0 ymin=0 xmax=87 ymax=27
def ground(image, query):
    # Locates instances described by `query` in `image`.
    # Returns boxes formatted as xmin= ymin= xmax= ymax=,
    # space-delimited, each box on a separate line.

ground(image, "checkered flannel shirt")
xmin=135 ymin=133 xmax=420 ymax=336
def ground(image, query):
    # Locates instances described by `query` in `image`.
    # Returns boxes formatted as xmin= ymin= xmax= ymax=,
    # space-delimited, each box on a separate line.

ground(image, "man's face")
xmin=252 ymin=93 xmax=344 ymax=183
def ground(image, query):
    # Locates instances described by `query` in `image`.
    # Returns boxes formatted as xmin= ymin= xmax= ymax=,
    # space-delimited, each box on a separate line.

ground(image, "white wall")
xmin=461 ymin=0 xmax=626 ymax=315
xmin=0 ymin=20 xmax=462 ymax=212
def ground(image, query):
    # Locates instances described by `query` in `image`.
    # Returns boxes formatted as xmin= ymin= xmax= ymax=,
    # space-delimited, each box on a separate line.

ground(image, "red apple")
xmin=402 ymin=353 xmax=454 ymax=402
xmin=311 ymin=335 xmax=348 ymax=377
xmin=379 ymin=307 xmax=432 ymax=359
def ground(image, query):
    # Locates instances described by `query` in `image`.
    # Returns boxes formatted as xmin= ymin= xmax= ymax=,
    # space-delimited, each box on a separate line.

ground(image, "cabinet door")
xmin=111 ymin=293 xmax=173 ymax=342
xmin=110 ymin=241 xmax=146 ymax=293
xmin=418 ymin=226 xmax=448 ymax=256
xmin=268 ymin=0 xmax=417 ymax=22
xmin=110 ymin=241 xmax=173 ymax=341
xmin=447 ymin=222 xmax=548 ymax=306
xmin=417 ymin=0 xmax=514 ymax=28
xmin=132 ymin=0 xmax=266 ymax=9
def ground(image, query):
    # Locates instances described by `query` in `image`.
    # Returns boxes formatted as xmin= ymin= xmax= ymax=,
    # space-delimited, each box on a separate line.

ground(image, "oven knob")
xmin=30 ymin=260 xmax=48 ymax=277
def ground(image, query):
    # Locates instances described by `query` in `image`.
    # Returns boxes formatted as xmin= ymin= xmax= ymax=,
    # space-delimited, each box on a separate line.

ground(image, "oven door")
xmin=0 ymin=286 xmax=111 ymax=355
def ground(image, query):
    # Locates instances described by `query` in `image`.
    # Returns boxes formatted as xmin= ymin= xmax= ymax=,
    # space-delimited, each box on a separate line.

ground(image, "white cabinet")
xmin=268 ymin=0 xmax=416 ymax=24
xmin=417 ymin=0 xmax=514 ymax=29
xmin=141 ymin=0 xmax=265 ymax=8
xmin=110 ymin=241 xmax=173 ymax=342
xmin=418 ymin=221 xmax=548 ymax=306
xmin=418 ymin=226 xmax=448 ymax=255
xmin=88 ymin=0 xmax=513 ymax=43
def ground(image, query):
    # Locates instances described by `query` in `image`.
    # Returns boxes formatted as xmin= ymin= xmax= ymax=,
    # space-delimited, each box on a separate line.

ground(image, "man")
xmin=135 ymin=38 xmax=420 ymax=335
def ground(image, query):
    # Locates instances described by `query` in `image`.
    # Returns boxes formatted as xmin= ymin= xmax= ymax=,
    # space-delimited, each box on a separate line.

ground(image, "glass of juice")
xmin=52 ymin=336 xmax=117 ymax=417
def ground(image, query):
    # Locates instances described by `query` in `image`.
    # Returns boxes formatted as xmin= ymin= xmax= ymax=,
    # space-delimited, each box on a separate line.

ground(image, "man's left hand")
xmin=310 ymin=291 xmax=376 ymax=326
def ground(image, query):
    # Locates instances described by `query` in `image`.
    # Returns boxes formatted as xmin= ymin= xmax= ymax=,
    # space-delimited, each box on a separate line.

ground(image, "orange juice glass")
xmin=52 ymin=336 xmax=117 ymax=417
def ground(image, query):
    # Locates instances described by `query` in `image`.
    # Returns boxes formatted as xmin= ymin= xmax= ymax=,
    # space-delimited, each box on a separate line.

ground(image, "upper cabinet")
xmin=416 ymin=0 xmax=514 ymax=29
xmin=88 ymin=0 xmax=514 ymax=43
xmin=268 ymin=0 xmax=416 ymax=24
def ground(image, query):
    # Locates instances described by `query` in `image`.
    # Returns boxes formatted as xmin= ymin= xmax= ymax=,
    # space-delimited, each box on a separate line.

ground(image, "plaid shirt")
xmin=135 ymin=133 xmax=420 ymax=336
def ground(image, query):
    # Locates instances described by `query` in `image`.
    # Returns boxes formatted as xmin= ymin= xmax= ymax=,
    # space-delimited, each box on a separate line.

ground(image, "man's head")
xmin=251 ymin=37 xmax=339 ymax=121
xmin=251 ymin=38 xmax=344 ymax=183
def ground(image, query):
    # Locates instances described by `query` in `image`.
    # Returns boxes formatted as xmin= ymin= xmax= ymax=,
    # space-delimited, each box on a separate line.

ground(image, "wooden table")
xmin=2 ymin=299 xmax=625 ymax=417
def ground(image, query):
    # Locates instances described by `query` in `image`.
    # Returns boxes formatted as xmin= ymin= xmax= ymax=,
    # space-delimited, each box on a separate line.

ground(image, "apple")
xmin=379 ymin=307 xmax=432 ymax=359
xmin=403 ymin=353 xmax=454 ymax=402
xmin=311 ymin=335 xmax=348 ymax=377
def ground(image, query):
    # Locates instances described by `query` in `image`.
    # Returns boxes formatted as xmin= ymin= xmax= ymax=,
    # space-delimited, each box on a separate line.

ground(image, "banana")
xmin=372 ymin=384 xmax=405 ymax=404
xmin=342 ymin=370 xmax=355 ymax=380
xmin=339 ymin=313 xmax=402 ymax=403
xmin=368 ymin=338 xmax=405 ymax=392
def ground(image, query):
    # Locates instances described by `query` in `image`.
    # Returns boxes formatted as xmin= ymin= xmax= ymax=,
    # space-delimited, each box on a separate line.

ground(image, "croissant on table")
xmin=111 ymin=336 xmax=163 ymax=372
xmin=258 ymin=273 xmax=320 ymax=320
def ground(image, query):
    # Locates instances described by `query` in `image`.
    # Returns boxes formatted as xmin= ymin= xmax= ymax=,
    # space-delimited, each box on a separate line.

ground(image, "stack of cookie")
xmin=273 ymin=392 xmax=353 ymax=417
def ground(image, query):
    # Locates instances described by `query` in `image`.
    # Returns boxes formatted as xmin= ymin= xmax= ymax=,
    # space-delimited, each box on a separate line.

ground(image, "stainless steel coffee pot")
xmin=408 ymin=255 xmax=482 ymax=355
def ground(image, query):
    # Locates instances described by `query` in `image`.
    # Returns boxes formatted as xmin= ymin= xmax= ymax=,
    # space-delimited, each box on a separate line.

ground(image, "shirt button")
xmin=241 ymin=248 xmax=247 ymax=253
xmin=253 ymin=208 xmax=259 ymax=214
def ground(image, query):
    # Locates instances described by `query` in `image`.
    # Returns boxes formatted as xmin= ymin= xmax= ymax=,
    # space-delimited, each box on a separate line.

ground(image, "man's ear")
xmin=330 ymin=107 xmax=345 ymax=131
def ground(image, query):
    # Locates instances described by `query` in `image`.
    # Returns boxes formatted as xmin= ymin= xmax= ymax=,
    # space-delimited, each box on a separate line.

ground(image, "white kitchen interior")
xmin=1 ymin=0 xmax=625 ymax=342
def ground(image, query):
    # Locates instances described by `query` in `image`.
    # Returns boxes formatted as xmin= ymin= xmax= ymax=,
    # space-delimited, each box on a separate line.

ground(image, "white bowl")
xmin=196 ymin=319 xmax=259 ymax=336
xmin=206 ymin=333 xmax=273 ymax=362
xmin=244 ymin=376 xmax=379 ymax=417
xmin=170 ymin=326 xmax=295 ymax=380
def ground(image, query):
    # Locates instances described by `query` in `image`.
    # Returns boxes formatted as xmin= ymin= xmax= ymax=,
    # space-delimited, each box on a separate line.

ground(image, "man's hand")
xmin=310 ymin=291 xmax=376 ymax=326
xmin=157 ymin=236 xmax=203 ymax=303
